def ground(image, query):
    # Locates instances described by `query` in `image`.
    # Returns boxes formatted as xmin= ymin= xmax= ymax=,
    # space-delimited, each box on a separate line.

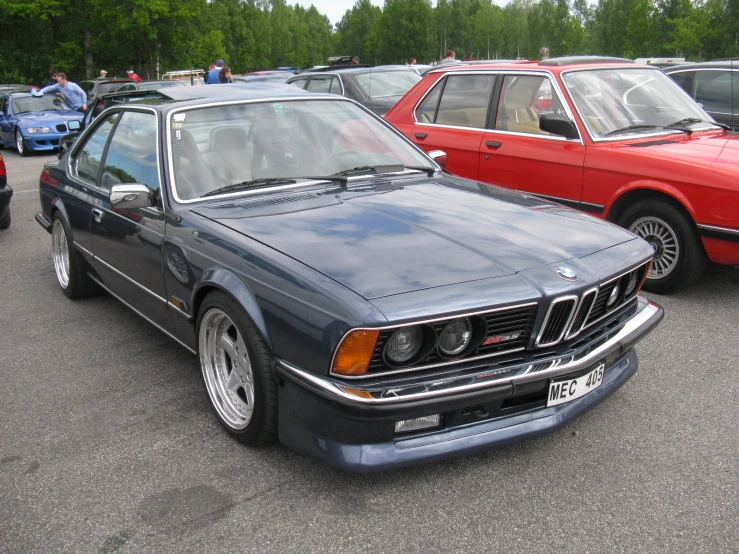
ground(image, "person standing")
xmin=127 ymin=69 xmax=143 ymax=82
xmin=44 ymin=68 xmax=58 ymax=87
xmin=219 ymin=66 xmax=233 ymax=83
xmin=464 ymin=51 xmax=474 ymax=61
xmin=34 ymin=73 xmax=88 ymax=112
xmin=99 ymin=69 xmax=108 ymax=78
xmin=442 ymin=49 xmax=457 ymax=63
xmin=207 ymin=60 xmax=224 ymax=84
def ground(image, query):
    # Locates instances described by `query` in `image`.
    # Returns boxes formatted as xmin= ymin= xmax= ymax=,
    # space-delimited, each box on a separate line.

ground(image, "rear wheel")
xmin=197 ymin=291 xmax=277 ymax=445
xmin=15 ymin=129 xmax=28 ymax=157
xmin=51 ymin=213 xmax=100 ymax=298
xmin=618 ymin=199 xmax=707 ymax=294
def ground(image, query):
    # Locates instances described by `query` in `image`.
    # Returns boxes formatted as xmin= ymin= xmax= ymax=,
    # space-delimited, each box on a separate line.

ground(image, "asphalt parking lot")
xmin=1 ymin=150 xmax=737 ymax=554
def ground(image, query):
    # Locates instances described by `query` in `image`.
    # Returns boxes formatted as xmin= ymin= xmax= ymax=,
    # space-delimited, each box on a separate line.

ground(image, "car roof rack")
xmin=539 ymin=56 xmax=634 ymax=66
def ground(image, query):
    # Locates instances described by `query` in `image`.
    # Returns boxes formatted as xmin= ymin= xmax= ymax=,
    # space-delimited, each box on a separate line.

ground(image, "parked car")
xmin=634 ymin=57 xmax=686 ymax=68
xmin=385 ymin=56 xmax=739 ymax=293
xmin=0 ymin=151 xmax=11 ymax=229
xmin=663 ymin=60 xmax=739 ymax=130
xmin=0 ymin=84 xmax=33 ymax=94
xmin=0 ymin=91 xmax=84 ymax=156
xmin=79 ymin=78 xmax=135 ymax=100
xmin=161 ymin=69 xmax=206 ymax=86
xmin=35 ymin=83 xmax=663 ymax=471
xmin=287 ymin=66 xmax=422 ymax=115
xmin=234 ymin=71 xmax=295 ymax=84
xmin=115 ymin=80 xmax=186 ymax=92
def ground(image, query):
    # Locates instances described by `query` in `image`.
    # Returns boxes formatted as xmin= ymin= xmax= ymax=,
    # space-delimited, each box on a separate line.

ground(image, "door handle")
xmin=486 ymin=141 xmax=502 ymax=149
xmin=415 ymin=133 xmax=428 ymax=139
xmin=92 ymin=208 xmax=104 ymax=223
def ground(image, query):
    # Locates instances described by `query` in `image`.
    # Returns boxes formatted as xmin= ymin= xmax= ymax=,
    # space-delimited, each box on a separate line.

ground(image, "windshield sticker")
xmin=271 ymin=103 xmax=284 ymax=111
xmin=175 ymin=129 xmax=181 ymax=141
xmin=173 ymin=113 xmax=185 ymax=130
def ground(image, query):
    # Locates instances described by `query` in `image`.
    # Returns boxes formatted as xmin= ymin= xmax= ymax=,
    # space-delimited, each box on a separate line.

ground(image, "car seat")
xmin=202 ymin=126 xmax=251 ymax=188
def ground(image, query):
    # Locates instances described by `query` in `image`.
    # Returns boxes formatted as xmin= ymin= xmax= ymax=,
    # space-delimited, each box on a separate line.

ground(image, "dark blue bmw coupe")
xmin=35 ymin=83 xmax=663 ymax=471
xmin=0 ymin=92 xmax=84 ymax=156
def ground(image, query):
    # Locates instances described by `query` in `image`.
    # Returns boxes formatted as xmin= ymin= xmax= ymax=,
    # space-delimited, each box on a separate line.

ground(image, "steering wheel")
xmin=315 ymin=149 xmax=362 ymax=175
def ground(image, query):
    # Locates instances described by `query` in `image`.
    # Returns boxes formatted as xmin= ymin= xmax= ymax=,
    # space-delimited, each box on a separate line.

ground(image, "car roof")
xmin=425 ymin=56 xmax=646 ymax=75
xmin=663 ymin=60 xmax=739 ymax=71
xmin=120 ymin=82 xmax=321 ymax=113
xmin=295 ymin=66 xmax=418 ymax=77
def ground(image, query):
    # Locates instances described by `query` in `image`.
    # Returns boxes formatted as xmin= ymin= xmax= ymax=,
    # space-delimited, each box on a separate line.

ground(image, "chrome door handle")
xmin=92 ymin=208 xmax=104 ymax=223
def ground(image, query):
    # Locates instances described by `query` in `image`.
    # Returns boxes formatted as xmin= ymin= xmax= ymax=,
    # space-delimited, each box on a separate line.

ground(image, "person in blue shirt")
xmin=206 ymin=59 xmax=224 ymax=85
xmin=34 ymin=73 xmax=88 ymax=112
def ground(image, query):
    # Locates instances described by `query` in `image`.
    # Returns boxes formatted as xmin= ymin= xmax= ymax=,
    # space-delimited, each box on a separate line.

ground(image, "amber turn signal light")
xmin=332 ymin=329 xmax=380 ymax=376
xmin=638 ymin=260 xmax=653 ymax=293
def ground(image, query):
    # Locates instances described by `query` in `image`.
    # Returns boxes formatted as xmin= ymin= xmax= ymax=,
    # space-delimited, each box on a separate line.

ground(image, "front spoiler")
xmin=275 ymin=298 xmax=663 ymax=472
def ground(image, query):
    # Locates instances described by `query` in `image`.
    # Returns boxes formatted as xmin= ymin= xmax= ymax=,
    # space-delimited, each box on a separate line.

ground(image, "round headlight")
xmin=438 ymin=318 xmax=472 ymax=356
xmin=624 ymin=271 xmax=638 ymax=297
xmin=607 ymin=283 xmax=621 ymax=308
xmin=385 ymin=326 xmax=422 ymax=364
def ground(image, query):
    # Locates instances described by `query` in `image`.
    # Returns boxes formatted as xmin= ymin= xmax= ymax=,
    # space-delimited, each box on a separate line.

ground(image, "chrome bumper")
xmin=276 ymin=297 xmax=663 ymax=409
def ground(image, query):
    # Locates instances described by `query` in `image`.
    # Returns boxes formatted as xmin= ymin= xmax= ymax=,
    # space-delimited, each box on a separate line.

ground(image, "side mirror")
xmin=67 ymin=120 xmax=81 ymax=131
xmin=110 ymin=184 xmax=153 ymax=209
xmin=539 ymin=114 xmax=579 ymax=140
xmin=428 ymin=149 xmax=448 ymax=168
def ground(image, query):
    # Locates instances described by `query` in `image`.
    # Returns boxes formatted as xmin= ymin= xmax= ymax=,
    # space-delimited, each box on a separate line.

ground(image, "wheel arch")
xmin=191 ymin=267 xmax=272 ymax=351
xmin=605 ymin=183 xmax=698 ymax=229
xmin=49 ymin=198 xmax=71 ymax=230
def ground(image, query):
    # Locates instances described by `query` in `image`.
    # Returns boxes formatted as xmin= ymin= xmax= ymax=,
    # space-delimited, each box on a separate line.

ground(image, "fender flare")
xmin=191 ymin=267 xmax=272 ymax=350
xmin=605 ymin=180 xmax=697 ymax=222
xmin=49 ymin=197 xmax=71 ymax=230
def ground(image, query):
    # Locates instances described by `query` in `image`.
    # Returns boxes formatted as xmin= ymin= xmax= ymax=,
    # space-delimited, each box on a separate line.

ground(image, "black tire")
xmin=618 ymin=199 xmax=707 ymax=294
xmin=15 ymin=129 xmax=29 ymax=157
xmin=0 ymin=206 xmax=9 ymax=230
xmin=51 ymin=213 xmax=101 ymax=298
xmin=197 ymin=291 xmax=278 ymax=445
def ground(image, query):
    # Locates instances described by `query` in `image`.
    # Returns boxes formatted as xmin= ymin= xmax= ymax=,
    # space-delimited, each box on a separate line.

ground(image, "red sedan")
xmin=385 ymin=56 xmax=739 ymax=293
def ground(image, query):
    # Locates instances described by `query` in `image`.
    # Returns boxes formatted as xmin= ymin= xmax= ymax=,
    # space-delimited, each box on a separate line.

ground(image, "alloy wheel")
xmin=199 ymin=308 xmax=255 ymax=430
xmin=628 ymin=216 xmax=679 ymax=279
xmin=51 ymin=219 xmax=70 ymax=289
xmin=15 ymin=130 xmax=24 ymax=155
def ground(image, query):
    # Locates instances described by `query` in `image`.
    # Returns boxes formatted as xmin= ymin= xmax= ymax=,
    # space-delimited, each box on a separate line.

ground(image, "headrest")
xmin=503 ymin=78 xmax=544 ymax=110
xmin=210 ymin=126 xmax=248 ymax=151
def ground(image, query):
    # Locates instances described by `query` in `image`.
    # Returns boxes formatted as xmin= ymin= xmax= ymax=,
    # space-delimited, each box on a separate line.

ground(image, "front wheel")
xmin=197 ymin=291 xmax=277 ymax=445
xmin=15 ymin=129 xmax=28 ymax=157
xmin=618 ymin=199 xmax=707 ymax=294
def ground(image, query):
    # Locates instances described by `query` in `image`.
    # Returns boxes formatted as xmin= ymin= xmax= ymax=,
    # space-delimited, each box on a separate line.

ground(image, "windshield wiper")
xmin=665 ymin=118 xmax=729 ymax=131
xmin=604 ymin=125 xmax=658 ymax=137
xmin=306 ymin=164 xmax=436 ymax=183
xmin=202 ymin=178 xmax=297 ymax=197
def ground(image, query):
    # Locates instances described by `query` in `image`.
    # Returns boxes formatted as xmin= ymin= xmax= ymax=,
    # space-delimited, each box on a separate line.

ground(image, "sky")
xmin=296 ymin=0 xmax=384 ymax=27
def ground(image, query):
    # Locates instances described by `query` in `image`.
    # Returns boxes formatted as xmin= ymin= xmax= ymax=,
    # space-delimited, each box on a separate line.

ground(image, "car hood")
xmin=193 ymin=177 xmax=636 ymax=299
xmin=614 ymin=131 xmax=739 ymax=167
xmin=17 ymin=111 xmax=84 ymax=127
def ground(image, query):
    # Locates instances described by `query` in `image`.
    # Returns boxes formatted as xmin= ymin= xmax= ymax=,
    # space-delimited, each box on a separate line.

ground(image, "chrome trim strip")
xmin=168 ymin=301 xmax=191 ymax=320
xmin=329 ymin=302 xmax=539 ymax=379
xmin=87 ymin=274 xmax=197 ymax=355
xmin=697 ymin=223 xmax=739 ymax=236
xmin=72 ymin=241 xmax=94 ymax=259
xmin=165 ymin=96 xmax=441 ymax=205
xmin=92 ymin=255 xmax=167 ymax=304
xmin=278 ymin=300 xmax=662 ymax=406
xmin=564 ymin=287 xmax=598 ymax=340
xmin=535 ymin=295 xmax=578 ymax=347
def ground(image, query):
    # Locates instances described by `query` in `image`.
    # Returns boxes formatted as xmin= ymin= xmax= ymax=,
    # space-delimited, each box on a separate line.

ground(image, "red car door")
xmin=410 ymin=73 xmax=497 ymax=181
xmin=478 ymin=73 xmax=585 ymax=204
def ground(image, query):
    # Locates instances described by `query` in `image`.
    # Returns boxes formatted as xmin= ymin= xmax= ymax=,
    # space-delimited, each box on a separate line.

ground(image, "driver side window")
xmin=72 ymin=113 xmax=118 ymax=185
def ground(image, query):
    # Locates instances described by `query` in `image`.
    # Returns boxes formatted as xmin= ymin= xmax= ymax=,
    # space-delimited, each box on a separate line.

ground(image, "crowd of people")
xmin=205 ymin=59 xmax=233 ymax=84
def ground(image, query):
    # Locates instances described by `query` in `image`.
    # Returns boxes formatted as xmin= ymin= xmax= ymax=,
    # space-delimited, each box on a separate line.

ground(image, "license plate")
xmin=547 ymin=363 xmax=605 ymax=407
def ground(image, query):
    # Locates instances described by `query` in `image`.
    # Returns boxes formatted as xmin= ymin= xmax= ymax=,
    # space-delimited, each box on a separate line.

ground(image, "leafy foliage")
xmin=1 ymin=0 xmax=738 ymax=86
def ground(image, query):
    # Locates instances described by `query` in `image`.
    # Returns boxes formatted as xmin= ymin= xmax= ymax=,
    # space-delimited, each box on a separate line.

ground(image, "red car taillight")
xmin=0 ymin=153 xmax=6 ymax=177
xmin=40 ymin=168 xmax=60 ymax=187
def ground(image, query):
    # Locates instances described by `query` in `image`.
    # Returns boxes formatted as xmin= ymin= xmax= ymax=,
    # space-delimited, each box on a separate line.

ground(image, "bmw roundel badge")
xmin=556 ymin=267 xmax=579 ymax=281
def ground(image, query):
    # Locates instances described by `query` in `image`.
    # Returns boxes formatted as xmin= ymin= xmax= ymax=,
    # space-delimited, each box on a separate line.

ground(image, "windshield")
xmin=13 ymin=95 xmax=73 ymax=114
xmin=170 ymin=99 xmax=432 ymax=201
xmin=354 ymin=70 xmax=422 ymax=98
xmin=562 ymin=68 xmax=717 ymax=139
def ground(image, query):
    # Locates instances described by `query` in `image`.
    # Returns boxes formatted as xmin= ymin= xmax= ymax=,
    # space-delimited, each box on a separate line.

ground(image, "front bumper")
xmin=19 ymin=131 xmax=65 ymax=152
xmin=275 ymin=298 xmax=663 ymax=472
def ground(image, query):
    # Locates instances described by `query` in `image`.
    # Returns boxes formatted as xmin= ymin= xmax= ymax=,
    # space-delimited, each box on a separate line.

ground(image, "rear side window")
xmin=418 ymin=74 xmax=495 ymax=129
xmin=415 ymin=80 xmax=442 ymax=123
xmin=288 ymin=77 xmax=309 ymax=89
xmin=307 ymin=77 xmax=334 ymax=93
xmin=72 ymin=113 xmax=118 ymax=185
